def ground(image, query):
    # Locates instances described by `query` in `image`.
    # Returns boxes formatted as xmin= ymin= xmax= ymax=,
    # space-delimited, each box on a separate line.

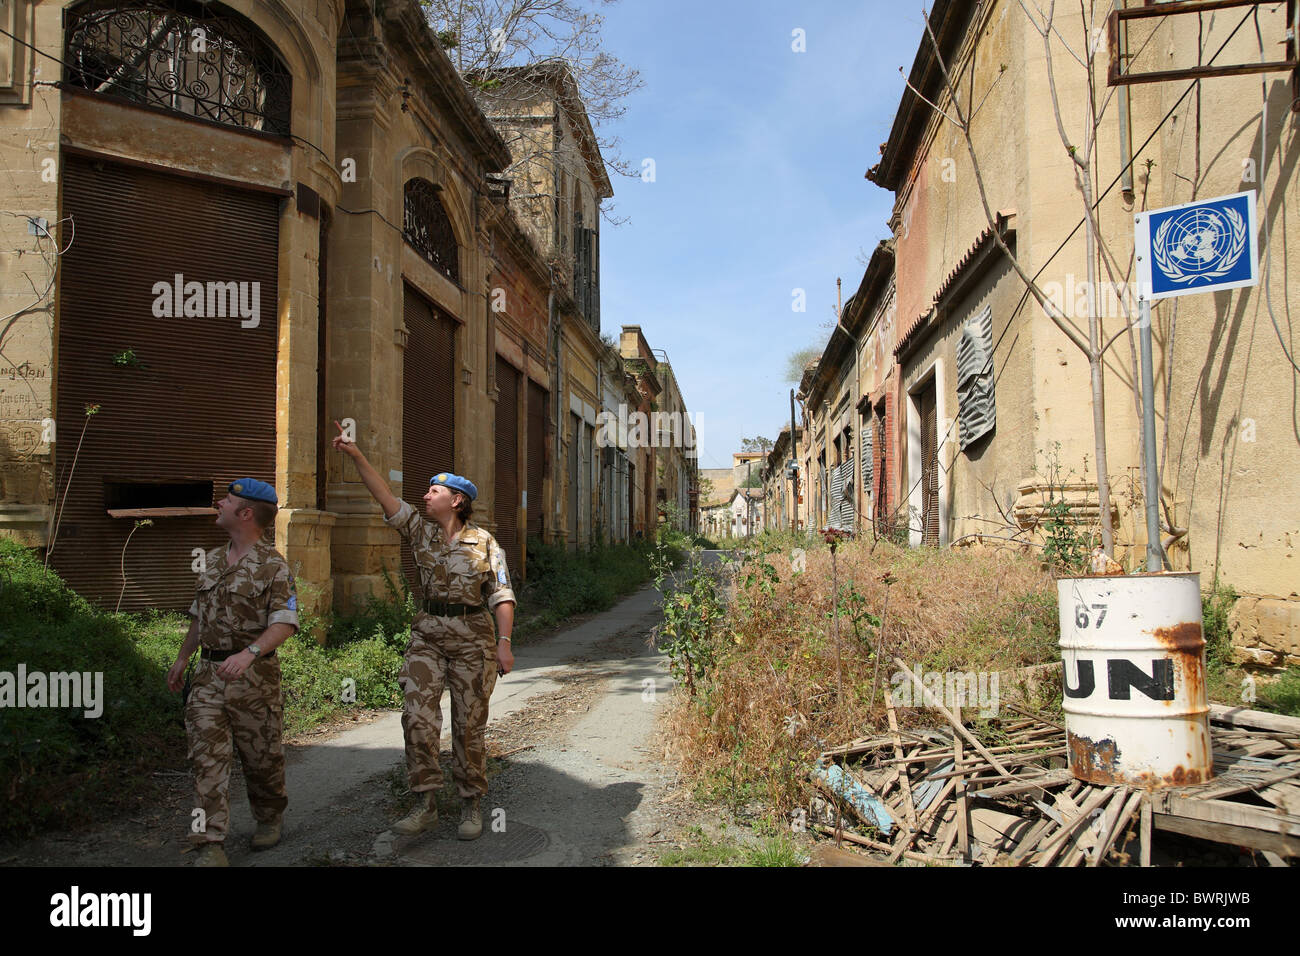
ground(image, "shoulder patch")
xmin=287 ymin=595 xmax=298 ymax=611
xmin=497 ymin=568 xmax=507 ymax=584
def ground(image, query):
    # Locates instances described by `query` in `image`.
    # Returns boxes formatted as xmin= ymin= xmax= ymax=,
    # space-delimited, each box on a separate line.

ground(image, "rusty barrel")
xmin=1057 ymin=571 xmax=1213 ymax=788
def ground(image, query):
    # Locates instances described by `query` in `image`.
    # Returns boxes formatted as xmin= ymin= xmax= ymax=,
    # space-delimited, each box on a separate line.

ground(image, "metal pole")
xmin=1138 ymin=298 xmax=1163 ymax=572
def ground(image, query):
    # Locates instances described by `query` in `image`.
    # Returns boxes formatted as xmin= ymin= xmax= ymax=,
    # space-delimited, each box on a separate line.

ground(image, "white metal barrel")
xmin=1057 ymin=572 xmax=1213 ymax=788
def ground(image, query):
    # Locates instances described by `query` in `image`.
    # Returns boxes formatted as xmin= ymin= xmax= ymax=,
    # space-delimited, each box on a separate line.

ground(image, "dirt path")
xmin=6 ymin=579 xmax=706 ymax=867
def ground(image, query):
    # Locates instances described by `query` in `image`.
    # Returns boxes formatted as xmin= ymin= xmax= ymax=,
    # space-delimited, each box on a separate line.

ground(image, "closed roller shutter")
xmin=53 ymin=155 xmax=279 ymax=611
xmin=920 ymin=383 xmax=939 ymax=546
xmin=567 ymin=412 xmax=579 ymax=547
xmin=401 ymin=283 xmax=456 ymax=592
xmin=493 ymin=356 xmax=520 ymax=579
xmin=526 ymin=380 xmax=546 ymax=541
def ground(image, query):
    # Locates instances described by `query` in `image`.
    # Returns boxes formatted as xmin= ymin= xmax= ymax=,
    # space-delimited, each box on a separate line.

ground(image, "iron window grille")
xmin=403 ymin=178 xmax=460 ymax=284
xmin=63 ymin=0 xmax=292 ymax=136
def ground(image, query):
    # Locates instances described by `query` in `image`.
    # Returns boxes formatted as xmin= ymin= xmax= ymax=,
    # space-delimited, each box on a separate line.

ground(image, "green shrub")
xmin=1202 ymin=582 xmax=1238 ymax=669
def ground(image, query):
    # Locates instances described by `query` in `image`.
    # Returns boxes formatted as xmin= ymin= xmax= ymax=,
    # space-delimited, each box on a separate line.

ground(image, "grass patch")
xmin=657 ymin=824 xmax=804 ymax=867
xmin=1257 ymin=668 xmax=1300 ymax=717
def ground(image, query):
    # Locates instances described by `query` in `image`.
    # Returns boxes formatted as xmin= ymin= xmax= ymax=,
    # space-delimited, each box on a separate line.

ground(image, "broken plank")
xmin=1209 ymin=704 xmax=1300 ymax=736
xmin=1035 ymin=786 xmax=1114 ymax=866
xmin=1140 ymin=795 xmax=1153 ymax=867
xmin=806 ymin=843 xmax=893 ymax=867
xmin=1258 ymin=784 xmax=1300 ymax=815
xmin=890 ymin=777 xmax=958 ymax=863
xmin=970 ymin=769 xmax=1074 ymax=800
xmin=891 ymin=658 xmax=1014 ymax=780
xmin=1090 ymin=790 xmax=1144 ymax=868
xmin=1153 ymin=812 xmax=1300 ymax=858
xmin=954 ymin=703 xmax=970 ymax=862
xmin=1162 ymin=794 xmax=1300 ymax=837
xmin=1182 ymin=764 xmax=1300 ymax=802
xmin=885 ymin=692 xmax=919 ymax=831
xmin=813 ymin=825 xmax=950 ymax=865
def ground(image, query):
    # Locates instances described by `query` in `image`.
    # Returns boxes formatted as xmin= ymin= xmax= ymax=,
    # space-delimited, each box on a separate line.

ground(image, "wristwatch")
xmin=247 ymin=644 xmax=262 ymax=658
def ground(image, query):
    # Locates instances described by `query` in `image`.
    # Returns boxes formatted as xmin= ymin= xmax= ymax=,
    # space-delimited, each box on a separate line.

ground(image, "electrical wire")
xmin=1253 ymin=7 xmax=1300 ymax=374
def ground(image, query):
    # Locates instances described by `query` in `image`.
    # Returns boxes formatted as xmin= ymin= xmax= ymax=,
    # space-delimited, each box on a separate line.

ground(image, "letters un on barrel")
xmin=1135 ymin=190 xmax=1258 ymax=301
xmin=1057 ymin=573 xmax=1213 ymax=788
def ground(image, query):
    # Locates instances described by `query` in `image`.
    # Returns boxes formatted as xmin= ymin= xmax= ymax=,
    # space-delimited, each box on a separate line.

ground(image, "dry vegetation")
xmin=663 ymin=536 xmax=1061 ymax=815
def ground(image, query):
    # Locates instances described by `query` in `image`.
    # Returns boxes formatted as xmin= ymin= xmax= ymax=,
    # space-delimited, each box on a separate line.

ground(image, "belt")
xmin=200 ymin=647 xmax=276 ymax=662
xmin=421 ymin=599 xmax=488 ymax=617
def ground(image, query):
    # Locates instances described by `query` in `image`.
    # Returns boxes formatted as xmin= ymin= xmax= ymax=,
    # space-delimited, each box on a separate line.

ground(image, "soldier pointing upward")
xmin=332 ymin=421 xmax=515 ymax=840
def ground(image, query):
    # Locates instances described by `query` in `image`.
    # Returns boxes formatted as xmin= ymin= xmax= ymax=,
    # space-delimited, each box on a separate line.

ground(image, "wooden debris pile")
xmin=810 ymin=697 xmax=1300 ymax=866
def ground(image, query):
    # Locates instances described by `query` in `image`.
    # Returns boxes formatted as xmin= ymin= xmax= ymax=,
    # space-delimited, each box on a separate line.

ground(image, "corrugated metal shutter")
xmin=401 ymin=283 xmax=456 ymax=591
xmin=956 ymin=304 xmax=995 ymax=450
xmin=861 ymin=420 xmax=873 ymax=488
xmin=53 ymin=155 xmax=279 ymax=611
xmin=494 ymin=356 xmax=520 ymax=579
xmin=920 ymin=384 xmax=940 ymax=546
xmin=526 ymin=380 xmax=546 ymax=540
xmin=830 ymin=458 xmax=855 ymax=533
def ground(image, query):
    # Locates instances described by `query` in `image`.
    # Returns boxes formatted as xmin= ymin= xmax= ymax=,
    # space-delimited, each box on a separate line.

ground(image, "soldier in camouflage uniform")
xmin=333 ymin=422 xmax=515 ymax=840
xmin=166 ymin=478 xmax=299 ymax=867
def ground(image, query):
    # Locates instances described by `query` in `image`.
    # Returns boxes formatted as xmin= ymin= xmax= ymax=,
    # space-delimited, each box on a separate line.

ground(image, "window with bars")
xmin=404 ymin=178 xmax=460 ymax=284
xmin=64 ymin=0 xmax=292 ymax=136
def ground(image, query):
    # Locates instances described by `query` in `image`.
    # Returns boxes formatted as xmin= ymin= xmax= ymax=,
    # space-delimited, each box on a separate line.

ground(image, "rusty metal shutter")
xmin=53 ymin=155 xmax=279 ymax=611
xmin=494 ymin=356 xmax=519 ymax=579
xmin=920 ymin=383 xmax=940 ymax=546
xmin=401 ymin=283 xmax=456 ymax=591
xmin=526 ymin=380 xmax=546 ymax=540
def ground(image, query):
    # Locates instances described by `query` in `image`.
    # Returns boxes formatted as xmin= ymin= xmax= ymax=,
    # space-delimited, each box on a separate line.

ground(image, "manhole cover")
xmin=395 ymin=821 xmax=550 ymax=866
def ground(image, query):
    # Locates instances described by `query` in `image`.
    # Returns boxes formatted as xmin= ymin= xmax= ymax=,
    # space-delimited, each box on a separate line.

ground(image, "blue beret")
xmin=429 ymin=472 xmax=477 ymax=501
xmin=228 ymin=478 xmax=278 ymax=505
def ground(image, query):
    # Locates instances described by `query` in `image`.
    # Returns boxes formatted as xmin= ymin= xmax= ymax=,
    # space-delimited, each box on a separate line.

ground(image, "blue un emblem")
xmin=1139 ymin=191 xmax=1257 ymax=300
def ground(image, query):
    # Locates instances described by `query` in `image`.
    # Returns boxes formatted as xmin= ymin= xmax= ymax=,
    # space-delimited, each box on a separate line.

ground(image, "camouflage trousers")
xmin=399 ymin=613 xmax=499 ymax=798
xmin=185 ymin=655 xmax=287 ymax=845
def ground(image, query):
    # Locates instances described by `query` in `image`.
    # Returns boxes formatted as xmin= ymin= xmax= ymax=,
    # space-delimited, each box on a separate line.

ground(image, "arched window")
xmin=403 ymin=178 xmax=459 ymax=284
xmin=64 ymin=0 xmax=292 ymax=136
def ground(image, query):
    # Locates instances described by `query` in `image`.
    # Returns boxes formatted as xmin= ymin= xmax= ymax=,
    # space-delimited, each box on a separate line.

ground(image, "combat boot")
xmin=250 ymin=817 xmax=282 ymax=850
xmin=193 ymin=843 xmax=229 ymax=867
xmin=457 ymin=796 xmax=483 ymax=841
xmin=393 ymin=792 xmax=438 ymax=836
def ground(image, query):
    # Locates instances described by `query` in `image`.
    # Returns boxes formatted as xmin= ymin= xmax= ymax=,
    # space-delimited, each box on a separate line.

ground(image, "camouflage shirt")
xmin=384 ymin=500 xmax=517 ymax=610
xmin=188 ymin=538 xmax=299 ymax=651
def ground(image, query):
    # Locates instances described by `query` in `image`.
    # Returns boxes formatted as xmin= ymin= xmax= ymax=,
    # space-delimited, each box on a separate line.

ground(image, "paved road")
xmin=8 ymin=570 xmax=699 ymax=867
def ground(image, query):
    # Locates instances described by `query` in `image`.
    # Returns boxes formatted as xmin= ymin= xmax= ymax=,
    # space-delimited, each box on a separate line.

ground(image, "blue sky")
xmin=596 ymin=1 xmax=926 ymax=470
